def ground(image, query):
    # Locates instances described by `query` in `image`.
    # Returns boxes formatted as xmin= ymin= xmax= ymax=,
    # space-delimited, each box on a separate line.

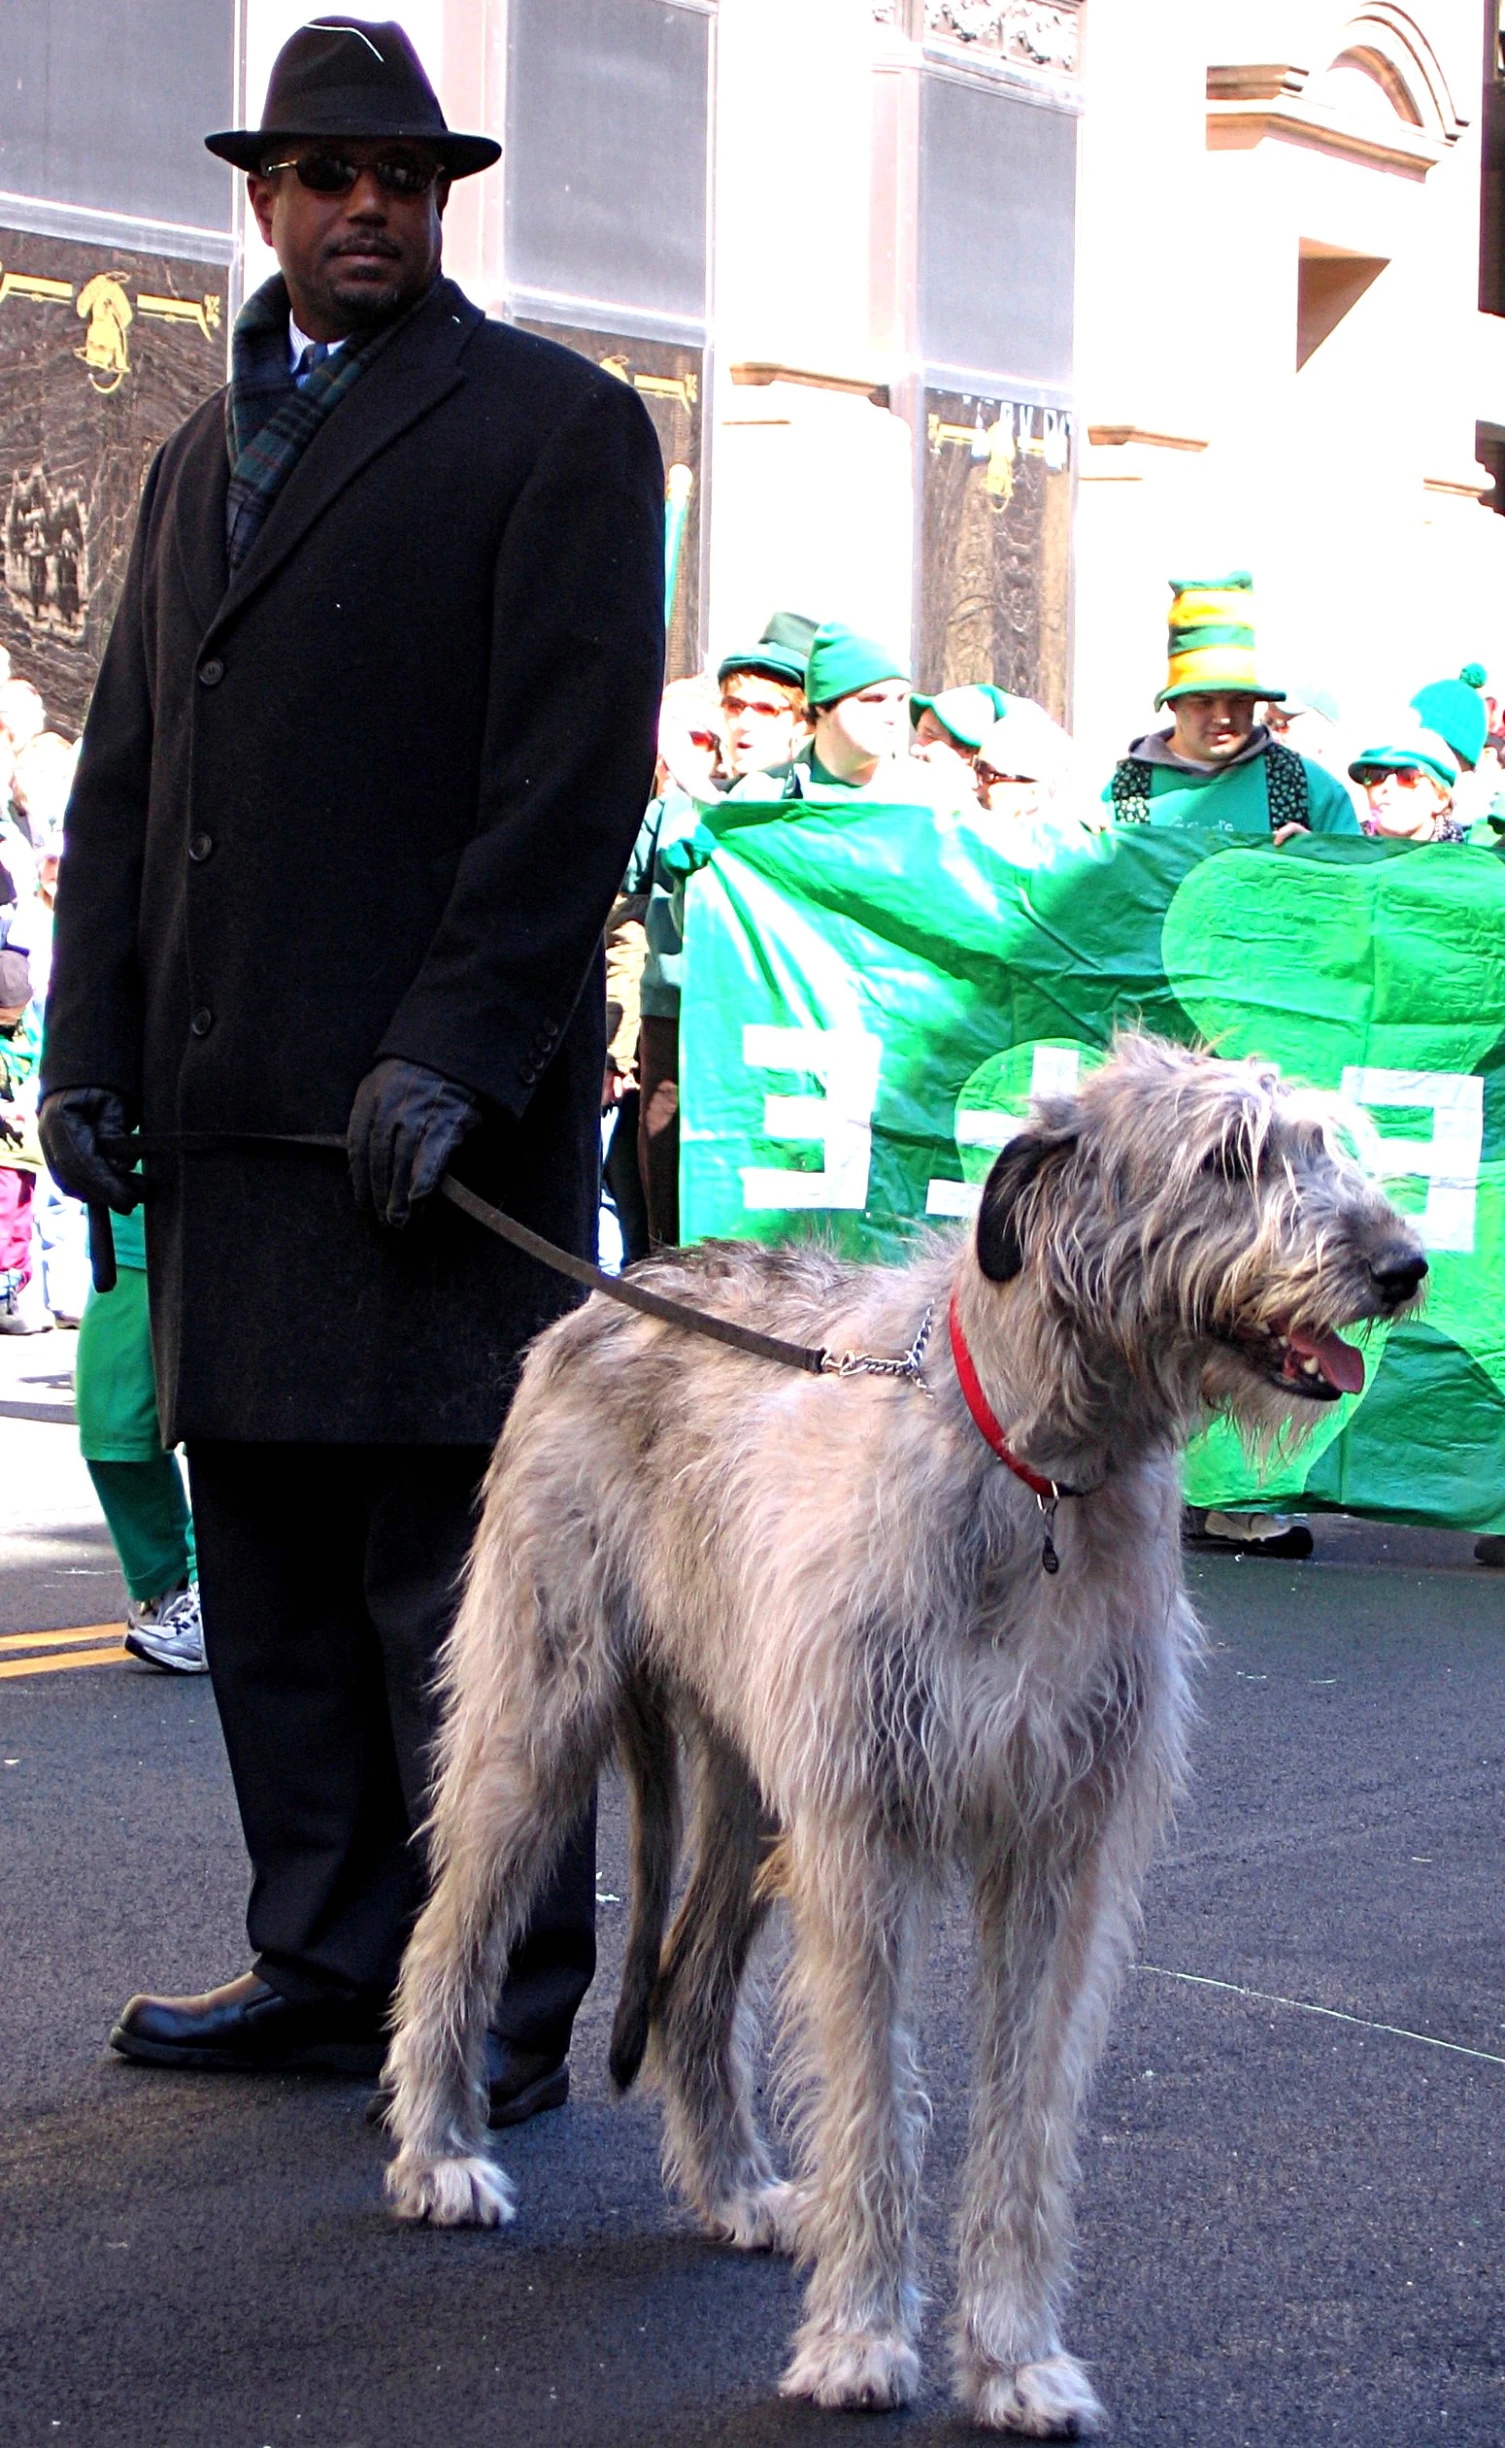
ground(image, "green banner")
xmin=675 ymin=796 xmax=1505 ymax=1534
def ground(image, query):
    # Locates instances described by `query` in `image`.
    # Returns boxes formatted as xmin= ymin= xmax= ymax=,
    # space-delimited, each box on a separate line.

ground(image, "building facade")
xmin=3 ymin=2 xmax=1502 ymax=762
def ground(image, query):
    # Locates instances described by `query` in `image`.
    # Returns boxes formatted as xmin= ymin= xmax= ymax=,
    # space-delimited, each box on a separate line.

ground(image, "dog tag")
xmin=1037 ymin=1496 xmax=1060 ymax=1573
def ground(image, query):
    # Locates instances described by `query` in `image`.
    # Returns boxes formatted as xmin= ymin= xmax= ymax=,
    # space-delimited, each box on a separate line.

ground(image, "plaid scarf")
xmin=224 ymin=274 xmax=393 ymax=572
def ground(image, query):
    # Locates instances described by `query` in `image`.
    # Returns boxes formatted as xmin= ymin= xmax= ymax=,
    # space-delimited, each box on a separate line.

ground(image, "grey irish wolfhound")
xmin=383 ymin=1034 xmax=1425 ymax=2435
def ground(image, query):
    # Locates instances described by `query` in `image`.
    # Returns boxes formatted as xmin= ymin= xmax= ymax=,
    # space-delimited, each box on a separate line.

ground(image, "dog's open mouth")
xmin=1224 ymin=1322 xmax=1366 ymax=1403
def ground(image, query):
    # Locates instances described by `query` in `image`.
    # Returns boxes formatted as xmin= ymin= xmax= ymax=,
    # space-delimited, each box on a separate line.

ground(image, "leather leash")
xmin=92 ymin=1129 xmax=911 ymax=1383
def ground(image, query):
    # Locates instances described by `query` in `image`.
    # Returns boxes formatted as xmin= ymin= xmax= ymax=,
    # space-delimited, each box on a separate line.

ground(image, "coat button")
xmin=188 ymin=833 xmax=214 ymax=863
xmin=198 ymin=657 xmax=225 ymax=686
xmin=190 ymin=1007 xmax=214 ymax=1037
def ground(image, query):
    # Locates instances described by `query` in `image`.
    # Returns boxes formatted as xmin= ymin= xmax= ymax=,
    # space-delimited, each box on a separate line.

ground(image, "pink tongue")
xmin=1288 ymin=1326 xmax=1365 ymax=1397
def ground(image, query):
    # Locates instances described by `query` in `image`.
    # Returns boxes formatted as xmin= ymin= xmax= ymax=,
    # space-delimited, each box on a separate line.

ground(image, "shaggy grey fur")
xmin=382 ymin=1035 xmax=1425 ymax=2435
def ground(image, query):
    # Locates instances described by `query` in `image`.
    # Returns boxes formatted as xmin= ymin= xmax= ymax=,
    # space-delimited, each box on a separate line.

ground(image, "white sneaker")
xmin=124 ymin=1584 xmax=208 ymax=1674
xmin=0 ymin=1274 xmax=53 ymax=1334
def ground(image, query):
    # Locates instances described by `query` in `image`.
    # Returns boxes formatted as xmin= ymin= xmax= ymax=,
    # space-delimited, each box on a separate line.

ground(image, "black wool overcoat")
xmin=42 ymin=277 xmax=665 ymax=1444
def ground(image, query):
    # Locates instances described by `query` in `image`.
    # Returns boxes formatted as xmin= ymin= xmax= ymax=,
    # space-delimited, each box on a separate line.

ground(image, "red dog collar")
xmin=947 ymin=1292 xmax=1079 ymax=1570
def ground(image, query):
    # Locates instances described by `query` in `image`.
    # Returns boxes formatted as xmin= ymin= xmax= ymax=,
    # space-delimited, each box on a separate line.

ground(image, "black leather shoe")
xmin=110 ymin=1972 xmax=387 ymax=2075
xmin=486 ymin=2035 xmax=569 ymax=2128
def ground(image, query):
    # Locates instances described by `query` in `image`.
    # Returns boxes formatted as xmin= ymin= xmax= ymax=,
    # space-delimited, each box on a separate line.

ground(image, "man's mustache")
xmin=325 ymin=236 xmax=402 ymax=260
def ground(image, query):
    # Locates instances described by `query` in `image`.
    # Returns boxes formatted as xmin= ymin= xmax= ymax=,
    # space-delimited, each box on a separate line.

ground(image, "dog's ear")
xmin=975 ymin=1123 xmax=1077 ymax=1283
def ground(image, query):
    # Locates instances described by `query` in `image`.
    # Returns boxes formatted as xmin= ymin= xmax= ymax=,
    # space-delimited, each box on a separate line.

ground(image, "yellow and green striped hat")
xmin=1155 ymin=571 xmax=1284 ymax=708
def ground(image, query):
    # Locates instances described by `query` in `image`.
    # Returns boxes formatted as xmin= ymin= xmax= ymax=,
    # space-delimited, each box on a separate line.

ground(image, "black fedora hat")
xmin=205 ymin=17 xmax=500 ymax=178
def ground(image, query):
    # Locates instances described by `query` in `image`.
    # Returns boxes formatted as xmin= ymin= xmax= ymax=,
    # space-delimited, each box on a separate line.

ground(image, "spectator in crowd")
xmin=8 ymin=760 xmax=91 ymax=1328
xmin=1105 ymin=573 xmax=1358 ymax=839
xmin=625 ymin=623 xmax=814 ymax=1244
xmin=1409 ymin=664 xmax=1498 ymax=832
xmin=719 ymin=613 xmax=815 ymax=781
xmin=909 ymin=682 xmax=1011 ymax=795
xmin=75 ymin=1193 xmax=205 ymax=1671
xmin=601 ymin=887 xmax=650 ymax=1265
xmin=0 ymin=944 xmax=44 ymax=1334
xmin=1264 ymin=680 xmax=1344 ymax=767
xmin=0 ymin=676 xmax=46 ymax=759
xmin=1349 ymin=728 xmax=1466 ymax=842
xmin=0 ymin=739 xmax=36 ymax=904
xmin=972 ymin=700 xmax=1088 ymax=852
xmin=616 ymin=673 xmax=722 ymax=1250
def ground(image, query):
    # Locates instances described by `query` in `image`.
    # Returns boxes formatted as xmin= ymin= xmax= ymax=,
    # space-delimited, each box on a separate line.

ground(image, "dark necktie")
xmin=293 ymin=340 xmax=331 ymax=387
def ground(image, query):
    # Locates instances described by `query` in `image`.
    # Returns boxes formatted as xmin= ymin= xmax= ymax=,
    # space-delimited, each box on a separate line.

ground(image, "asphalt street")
xmin=2 ymin=1323 xmax=1503 ymax=2447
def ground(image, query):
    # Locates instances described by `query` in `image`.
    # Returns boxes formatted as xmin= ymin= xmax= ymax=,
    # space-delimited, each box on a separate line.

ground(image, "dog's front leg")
xmin=777 ymin=1835 xmax=925 ymax=2413
xmin=952 ymin=1834 xmax=1126 ymax=2437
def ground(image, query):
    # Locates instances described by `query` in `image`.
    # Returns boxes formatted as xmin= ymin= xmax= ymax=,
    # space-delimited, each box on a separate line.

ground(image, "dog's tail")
xmin=609 ymin=1673 xmax=681 ymax=2092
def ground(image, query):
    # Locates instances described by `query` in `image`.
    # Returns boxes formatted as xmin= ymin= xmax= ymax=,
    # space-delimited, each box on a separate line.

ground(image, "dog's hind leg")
xmin=383 ymin=1532 xmax=619 ymax=2228
xmin=950 ymin=1829 xmax=1131 ymax=2437
xmin=608 ymin=1673 xmax=681 ymax=2095
xmin=777 ymin=1831 xmax=926 ymax=2412
xmin=649 ymin=1725 xmax=799 ymax=2253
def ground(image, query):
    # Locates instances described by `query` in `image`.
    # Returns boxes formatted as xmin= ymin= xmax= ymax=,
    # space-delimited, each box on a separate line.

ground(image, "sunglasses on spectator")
xmin=262 ymin=152 xmax=441 ymax=197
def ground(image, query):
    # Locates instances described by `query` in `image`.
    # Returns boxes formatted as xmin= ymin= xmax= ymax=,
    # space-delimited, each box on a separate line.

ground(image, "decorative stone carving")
xmin=924 ymin=0 xmax=1080 ymax=76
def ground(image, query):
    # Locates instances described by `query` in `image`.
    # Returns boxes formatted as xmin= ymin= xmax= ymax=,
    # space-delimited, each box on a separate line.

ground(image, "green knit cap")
xmin=805 ymin=623 xmax=910 ymax=709
xmin=1156 ymin=570 xmax=1284 ymax=707
xmin=1409 ymin=667 xmax=1488 ymax=768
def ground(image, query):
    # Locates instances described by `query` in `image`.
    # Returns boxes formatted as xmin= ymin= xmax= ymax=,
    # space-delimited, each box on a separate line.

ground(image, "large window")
xmin=0 ymin=0 xmax=235 ymax=249
xmin=918 ymin=71 xmax=1076 ymax=400
xmin=504 ymin=0 xmax=710 ymax=337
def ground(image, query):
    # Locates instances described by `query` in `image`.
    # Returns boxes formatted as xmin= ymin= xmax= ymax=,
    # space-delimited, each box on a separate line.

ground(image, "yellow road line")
xmin=0 ymin=1644 xmax=130 ymax=1678
xmin=0 ymin=1624 xmax=125 ymax=1653
xmin=0 ymin=1626 xmax=129 ymax=1678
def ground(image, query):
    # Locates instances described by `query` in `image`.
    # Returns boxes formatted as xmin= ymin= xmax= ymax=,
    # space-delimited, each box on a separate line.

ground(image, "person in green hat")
xmin=1409 ymin=664 xmax=1504 ymax=834
xmin=1104 ymin=573 xmax=1357 ymax=840
xmin=620 ymin=619 xmax=818 ymax=1243
xmin=729 ymin=623 xmax=916 ymax=800
xmin=717 ymin=616 xmax=816 ymax=783
xmin=910 ymin=682 xmax=1013 ymax=795
xmin=1349 ymin=727 xmax=1466 ymax=843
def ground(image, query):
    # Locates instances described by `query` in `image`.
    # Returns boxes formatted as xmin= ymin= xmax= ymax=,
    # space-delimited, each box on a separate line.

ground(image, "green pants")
xmin=76 ymin=1264 xmax=194 ymax=1604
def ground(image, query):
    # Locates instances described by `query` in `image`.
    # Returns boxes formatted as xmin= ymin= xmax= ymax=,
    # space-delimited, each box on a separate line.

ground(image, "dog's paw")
xmin=964 ymin=2351 xmax=1105 ymax=2437
xmin=384 ymin=2149 xmax=516 ymax=2228
xmin=705 ymin=2179 xmax=806 ymax=2256
xmin=780 ymin=2326 xmax=920 ymax=2411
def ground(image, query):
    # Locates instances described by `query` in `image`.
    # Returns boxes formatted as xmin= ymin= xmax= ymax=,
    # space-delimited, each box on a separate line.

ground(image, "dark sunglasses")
xmin=262 ymin=152 xmax=442 ymax=198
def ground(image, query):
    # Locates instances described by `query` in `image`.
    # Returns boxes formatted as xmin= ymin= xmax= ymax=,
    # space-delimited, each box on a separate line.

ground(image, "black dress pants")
xmin=185 ymin=1440 xmax=596 ymax=2049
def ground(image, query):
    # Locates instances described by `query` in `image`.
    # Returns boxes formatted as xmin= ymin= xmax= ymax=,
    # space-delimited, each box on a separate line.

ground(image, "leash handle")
xmin=87 ymin=1204 xmax=117 ymax=1295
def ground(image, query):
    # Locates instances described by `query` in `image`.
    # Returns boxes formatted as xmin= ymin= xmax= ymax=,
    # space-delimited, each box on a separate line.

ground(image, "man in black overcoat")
xmin=39 ymin=19 xmax=664 ymax=2116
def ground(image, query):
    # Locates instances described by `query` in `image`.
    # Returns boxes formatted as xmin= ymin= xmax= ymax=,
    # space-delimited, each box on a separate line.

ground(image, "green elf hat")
xmin=1409 ymin=664 xmax=1488 ymax=768
xmin=805 ymin=623 xmax=910 ymax=710
xmin=1155 ymin=571 xmax=1284 ymax=708
xmin=908 ymin=682 xmax=1012 ymax=750
xmin=716 ymin=608 xmax=819 ymax=689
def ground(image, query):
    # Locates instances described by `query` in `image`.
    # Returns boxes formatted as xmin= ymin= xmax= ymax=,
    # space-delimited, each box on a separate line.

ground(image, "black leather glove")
xmin=38 ymin=1087 xmax=142 ymax=1213
xmin=347 ymin=1057 xmax=482 ymax=1229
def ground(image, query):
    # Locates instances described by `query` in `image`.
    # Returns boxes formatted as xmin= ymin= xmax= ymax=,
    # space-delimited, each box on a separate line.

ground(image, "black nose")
xmin=1369 ymin=1248 xmax=1428 ymax=1304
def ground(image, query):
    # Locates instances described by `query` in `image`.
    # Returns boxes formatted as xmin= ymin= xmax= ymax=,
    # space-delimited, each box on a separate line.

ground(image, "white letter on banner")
xmin=1338 ymin=1067 xmax=1483 ymax=1253
xmin=925 ymin=1044 xmax=1084 ymax=1219
xmin=741 ymin=1024 xmax=881 ymax=1211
